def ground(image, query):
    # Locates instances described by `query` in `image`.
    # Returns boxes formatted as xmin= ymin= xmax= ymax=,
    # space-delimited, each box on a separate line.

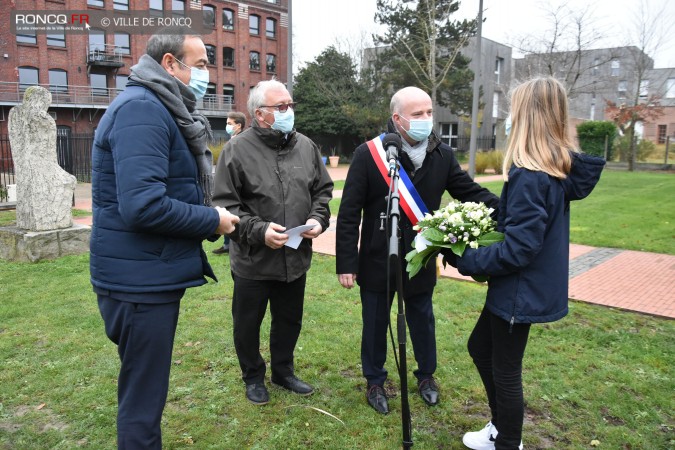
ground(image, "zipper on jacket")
xmin=509 ymin=316 xmax=515 ymax=334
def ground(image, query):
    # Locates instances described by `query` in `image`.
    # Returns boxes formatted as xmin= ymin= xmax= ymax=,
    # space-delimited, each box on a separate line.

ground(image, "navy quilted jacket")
xmin=457 ymin=152 xmax=605 ymax=324
xmin=90 ymin=84 xmax=220 ymax=295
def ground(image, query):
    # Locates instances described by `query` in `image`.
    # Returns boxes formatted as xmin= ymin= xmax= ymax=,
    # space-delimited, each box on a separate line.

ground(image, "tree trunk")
xmin=628 ymin=127 xmax=636 ymax=172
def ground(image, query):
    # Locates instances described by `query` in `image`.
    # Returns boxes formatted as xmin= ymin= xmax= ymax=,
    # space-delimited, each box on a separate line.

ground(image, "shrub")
xmin=614 ymin=136 xmax=657 ymax=162
xmin=208 ymin=141 xmax=225 ymax=165
xmin=488 ymin=150 xmax=504 ymax=174
xmin=475 ymin=152 xmax=490 ymax=174
xmin=577 ymin=121 xmax=617 ymax=159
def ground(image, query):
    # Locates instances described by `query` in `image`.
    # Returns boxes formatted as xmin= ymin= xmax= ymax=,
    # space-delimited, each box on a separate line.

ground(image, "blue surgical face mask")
xmin=174 ymin=57 xmax=209 ymax=100
xmin=226 ymin=124 xmax=237 ymax=136
xmin=400 ymin=115 xmax=433 ymax=142
xmin=270 ymin=108 xmax=295 ymax=134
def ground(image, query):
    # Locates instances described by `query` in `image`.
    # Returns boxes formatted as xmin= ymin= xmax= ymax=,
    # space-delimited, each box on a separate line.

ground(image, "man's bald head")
xmin=390 ymin=87 xmax=432 ymax=114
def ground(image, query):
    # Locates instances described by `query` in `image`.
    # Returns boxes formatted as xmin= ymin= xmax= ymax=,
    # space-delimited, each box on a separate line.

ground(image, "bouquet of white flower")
xmin=404 ymin=201 xmax=504 ymax=279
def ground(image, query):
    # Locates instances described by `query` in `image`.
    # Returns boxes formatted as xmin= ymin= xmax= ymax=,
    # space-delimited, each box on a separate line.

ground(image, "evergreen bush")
xmin=577 ymin=121 xmax=617 ymax=159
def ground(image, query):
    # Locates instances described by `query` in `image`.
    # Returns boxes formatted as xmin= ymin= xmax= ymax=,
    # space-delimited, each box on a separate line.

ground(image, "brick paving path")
xmin=74 ymin=165 xmax=675 ymax=319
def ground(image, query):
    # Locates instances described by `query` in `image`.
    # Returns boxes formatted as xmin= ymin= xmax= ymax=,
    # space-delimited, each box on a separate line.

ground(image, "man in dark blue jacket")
xmin=336 ymin=86 xmax=499 ymax=415
xmin=90 ymin=33 xmax=238 ymax=449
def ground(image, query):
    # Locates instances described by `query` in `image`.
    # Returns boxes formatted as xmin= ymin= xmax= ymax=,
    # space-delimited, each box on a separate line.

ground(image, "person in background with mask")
xmin=336 ymin=86 xmax=499 ymax=415
xmin=91 ymin=32 xmax=239 ymax=448
xmin=213 ymin=111 xmax=246 ymax=255
xmin=213 ymin=79 xmax=333 ymax=405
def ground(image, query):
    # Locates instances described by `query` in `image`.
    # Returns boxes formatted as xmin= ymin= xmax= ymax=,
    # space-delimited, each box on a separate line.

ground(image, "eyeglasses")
xmin=259 ymin=102 xmax=297 ymax=113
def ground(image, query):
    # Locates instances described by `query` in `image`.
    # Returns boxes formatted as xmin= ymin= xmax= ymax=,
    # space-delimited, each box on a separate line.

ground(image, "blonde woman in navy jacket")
xmin=447 ymin=78 xmax=605 ymax=450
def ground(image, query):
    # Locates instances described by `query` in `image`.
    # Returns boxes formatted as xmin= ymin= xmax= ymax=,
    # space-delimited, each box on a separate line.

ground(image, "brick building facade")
xmin=0 ymin=0 xmax=289 ymax=137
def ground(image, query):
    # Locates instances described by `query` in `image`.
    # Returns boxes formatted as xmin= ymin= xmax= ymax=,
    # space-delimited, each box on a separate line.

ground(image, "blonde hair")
xmin=503 ymin=77 xmax=578 ymax=180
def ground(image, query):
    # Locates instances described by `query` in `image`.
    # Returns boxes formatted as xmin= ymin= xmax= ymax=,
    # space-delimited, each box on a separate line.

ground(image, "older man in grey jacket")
xmin=213 ymin=79 xmax=333 ymax=405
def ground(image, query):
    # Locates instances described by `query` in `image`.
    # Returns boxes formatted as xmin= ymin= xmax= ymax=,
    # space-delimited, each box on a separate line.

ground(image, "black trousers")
xmin=467 ymin=307 xmax=531 ymax=450
xmin=97 ymin=294 xmax=182 ymax=450
xmin=360 ymin=289 xmax=437 ymax=386
xmin=231 ymin=273 xmax=306 ymax=384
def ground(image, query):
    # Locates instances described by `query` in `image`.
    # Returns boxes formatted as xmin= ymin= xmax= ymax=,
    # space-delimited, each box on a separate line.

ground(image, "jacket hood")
xmin=562 ymin=152 xmax=605 ymax=201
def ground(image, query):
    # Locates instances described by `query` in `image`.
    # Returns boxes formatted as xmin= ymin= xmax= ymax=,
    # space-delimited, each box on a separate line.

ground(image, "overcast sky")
xmin=291 ymin=0 xmax=675 ymax=73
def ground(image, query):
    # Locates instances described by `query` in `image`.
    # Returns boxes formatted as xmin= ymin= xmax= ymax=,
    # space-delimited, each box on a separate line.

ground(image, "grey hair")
xmin=146 ymin=33 xmax=201 ymax=64
xmin=247 ymin=78 xmax=288 ymax=118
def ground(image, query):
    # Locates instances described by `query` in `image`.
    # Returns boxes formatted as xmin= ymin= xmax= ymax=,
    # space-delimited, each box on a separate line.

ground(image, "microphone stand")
xmin=385 ymin=158 xmax=413 ymax=449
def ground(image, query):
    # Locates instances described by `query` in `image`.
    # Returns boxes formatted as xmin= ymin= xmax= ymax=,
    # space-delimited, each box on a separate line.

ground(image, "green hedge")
xmin=576 ymin=121 xmax=617 ymax=159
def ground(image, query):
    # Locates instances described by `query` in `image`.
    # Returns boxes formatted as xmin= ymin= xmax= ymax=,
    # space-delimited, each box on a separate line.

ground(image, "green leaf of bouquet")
xmin=449 ymin=241 xmax=466 ymax=256
xmin=421 ymin=228 xmax=447 ymax=243
xmin=405 ymin=248 xmax=419 ymax=262
xmin=477 ymin=231 xmax=505 ymax=247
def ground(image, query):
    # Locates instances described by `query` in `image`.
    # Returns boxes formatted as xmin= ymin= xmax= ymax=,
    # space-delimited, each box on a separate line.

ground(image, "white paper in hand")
xmin=284 ymin=224 xmax=317 ymax=249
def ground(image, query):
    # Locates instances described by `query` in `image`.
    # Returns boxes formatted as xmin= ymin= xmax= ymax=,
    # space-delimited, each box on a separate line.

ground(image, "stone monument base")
xmin=0 ymin=224 xmax=90 ymax=262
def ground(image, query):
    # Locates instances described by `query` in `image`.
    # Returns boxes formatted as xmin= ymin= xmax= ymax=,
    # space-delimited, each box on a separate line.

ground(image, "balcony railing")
xmin=87 ymin=44 xmax=126 ymax=68
xmin=0 ymin=81 xmax=233 ymax=115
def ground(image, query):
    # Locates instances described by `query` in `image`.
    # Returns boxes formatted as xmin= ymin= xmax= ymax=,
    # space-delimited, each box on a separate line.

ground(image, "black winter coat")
xmin=336 ymin=129 xmax=499 ymax=297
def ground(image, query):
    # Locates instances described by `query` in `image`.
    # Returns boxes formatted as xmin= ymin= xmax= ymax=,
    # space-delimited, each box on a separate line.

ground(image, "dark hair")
xmin=228 ymin=111 xmax=246 ymax=128
xmin=146 ymin=33 xmax=201 ymax=64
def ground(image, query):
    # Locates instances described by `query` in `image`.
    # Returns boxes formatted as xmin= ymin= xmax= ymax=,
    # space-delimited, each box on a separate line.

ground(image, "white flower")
xmin=469 ymin=241 xmax=479 ymax=249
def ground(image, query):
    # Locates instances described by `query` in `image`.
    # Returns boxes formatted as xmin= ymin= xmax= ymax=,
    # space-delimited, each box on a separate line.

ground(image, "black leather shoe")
xmin=271 ymin=375 xmax=314 ymax=396
xmin=418 ymin=377 xmax=439 ymax=406
xmin=212 ymin=247 xmax=229 ymax=255
xmin=245 ymin=382 xmax=269 ymax=405
xmin=366 ymin=384 xmax=389 ymax=415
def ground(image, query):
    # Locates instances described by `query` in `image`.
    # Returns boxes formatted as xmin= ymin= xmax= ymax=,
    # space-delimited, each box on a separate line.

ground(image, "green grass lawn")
xmin=0 ymin=170 xmax=673 ymax=448
xmin=0 ymin=252 xmax=672 ymax=449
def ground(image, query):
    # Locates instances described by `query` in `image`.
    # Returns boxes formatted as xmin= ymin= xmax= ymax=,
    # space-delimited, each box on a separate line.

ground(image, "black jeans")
xmin=467 ymin=307 xmax=531 ymax=450
xmin=231 ymin=273 xmax=306 ymax=384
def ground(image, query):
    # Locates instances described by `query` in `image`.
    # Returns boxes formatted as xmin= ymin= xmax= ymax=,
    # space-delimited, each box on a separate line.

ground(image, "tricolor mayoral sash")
xmin=365 ymin=133 xmax=429 ymax=227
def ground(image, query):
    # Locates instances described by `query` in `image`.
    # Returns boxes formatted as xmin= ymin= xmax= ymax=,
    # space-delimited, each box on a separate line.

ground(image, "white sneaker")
xmin=462 ymin=421 xmax=523 ymax=450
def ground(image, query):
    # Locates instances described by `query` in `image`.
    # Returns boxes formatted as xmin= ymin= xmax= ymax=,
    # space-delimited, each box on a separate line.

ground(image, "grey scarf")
xmin=401 ymin=137 xmax=428 ymax=172
xmin=129 ymin=54 xmax=214 ymax=206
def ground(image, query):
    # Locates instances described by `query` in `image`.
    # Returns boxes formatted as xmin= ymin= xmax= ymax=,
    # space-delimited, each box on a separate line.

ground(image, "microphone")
xmin=382 ymin=133 xmax=401 ymax=176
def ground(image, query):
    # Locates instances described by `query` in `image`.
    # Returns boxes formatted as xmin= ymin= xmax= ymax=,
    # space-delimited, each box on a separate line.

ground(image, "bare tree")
xmin=512 ymin=1 xmax=615 ymax=98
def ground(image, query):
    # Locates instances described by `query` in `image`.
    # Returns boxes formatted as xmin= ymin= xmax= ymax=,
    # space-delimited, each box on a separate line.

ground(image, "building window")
xmin=639 ymin=80 xmax=649 ymax=98
xmin=18 ymin=67 xmax=39 ymax=91
xmin=223 ymin=9 xmax=234 ymax=30
xmin=150 ymin=0 xmax=163 ymax=15
xmin=89 ymin=29 xmax=106 ymax=52
xmin=47 ymin=32 xmax=66 ymax=47
xmin=494 ymin=57 xmax=503 ymax=84
xmin=90 ymin=73 xmax=108 ymax=96
xmin=611 ymin=59 xmax=620 ymax=77
xmin=88 ymin=0 xmax=104 ymax=7
xmin=223 ymin=47 xmax=235 ymax=67
xmin=48 ymin=69 xmax=68 ymax=93
xmin=205 ymin=44 xmax=216 ymax=65
xmin=172 ymin=0 xmax=185 ymax=15
xmin=113 ymin=0 xmax=129 ymax=10
xmin=204 ymin=83 xmax=217 ymax=108
xmin=592 ymin=58 xmax=600 ymax=76
xmin=492 ymin=92 xmax=499 ymax=118
xmin=203 ymin=4 xmax=216 ymax=28
xmin=657 ymin=125 xmax=667 ymax=144
xmin=249 ymin=14 xmax=260 ymax=35
xmin=223 ymin=84 xmax=234 ymax=104
xmin=618 ymin=80 xmax=627 ymax=93
xmin=266 ymin=54 xmax=276 ymax=73
xmin=266 ymin=18 xmax=277 ymax=39
xmin=17 ymin=29 xmax=37 ymax=45
xmin=116 ymin=74 xmax=128 ymax=92
xmin=440 ymin=123 xmax=458 ymax=149
xmin=114 ymin=33 xmax=130 ymax=55
xmin=249 ymin=51 xmax=260 ymax=70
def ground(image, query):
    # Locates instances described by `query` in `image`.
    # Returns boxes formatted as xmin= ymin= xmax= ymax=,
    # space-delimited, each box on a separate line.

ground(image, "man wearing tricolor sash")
xmin=336 ymin=86 xmax=499 ymax=415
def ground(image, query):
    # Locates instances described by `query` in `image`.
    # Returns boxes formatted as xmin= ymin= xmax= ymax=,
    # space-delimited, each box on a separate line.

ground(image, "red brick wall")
xmin=0 ymin=0 xmax=289 ymax=135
